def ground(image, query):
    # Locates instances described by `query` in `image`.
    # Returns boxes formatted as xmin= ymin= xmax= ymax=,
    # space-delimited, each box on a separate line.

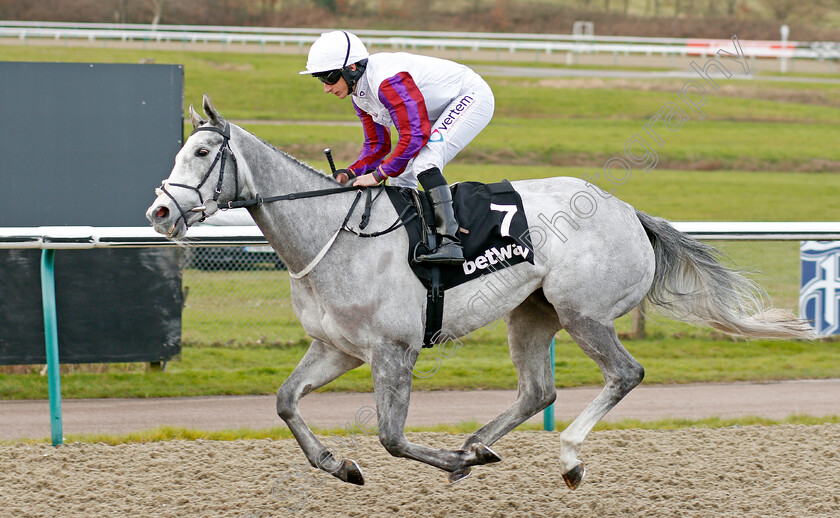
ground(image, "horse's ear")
xmin=189 ymin=104 xmax=205 ymax=129
xmin=202 ymin=93 xmax=225 ymax=128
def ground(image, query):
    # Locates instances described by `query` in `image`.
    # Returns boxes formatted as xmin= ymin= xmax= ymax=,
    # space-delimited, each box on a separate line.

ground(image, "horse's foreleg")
xmin=276 ymin=339 xmax=365 ymax=485
xmin=557 ymin=312 xmax=645 ymax=489
xmin=370 ymin=346 xmax=502 ymax=479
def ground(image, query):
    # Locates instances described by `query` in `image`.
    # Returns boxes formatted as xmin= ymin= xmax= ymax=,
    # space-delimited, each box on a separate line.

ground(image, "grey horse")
xmin=147 ymin=96 xmax=813 ymax=489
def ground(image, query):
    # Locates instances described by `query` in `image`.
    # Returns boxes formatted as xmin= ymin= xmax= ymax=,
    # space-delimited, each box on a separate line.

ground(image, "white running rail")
xmin=2 ymin=21 xmax=838 ymax=60
xmin=2 ymin=222 xmax=839 ymax=250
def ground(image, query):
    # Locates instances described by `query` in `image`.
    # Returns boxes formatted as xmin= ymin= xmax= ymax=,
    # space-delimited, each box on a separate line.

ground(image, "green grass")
xmin=10 ymin=43 xmax=840 ymax=173
xmin=5 ymin=44 xmax=840 ymax=123
xmin=443 ymin=166 xmax=840 ymax=222
xmin=181 ymin=269 xmax=300 ymax=345
xmin=758 ymin=70 xmax=840 ymax=80
xmin=251 ymin=117 xmax=840 ymax=172
xmin=2 ymin=43 xmax=838 ymax=402
xmin=489 ymin=81 xmax=840 ymax=123
xmin=5 ymin=415 xmax=838 ymax=445
xmin=463 ymin=59 xmax=678 ymax=72
xmin=2 ymin=335 xmax=839 ymax=399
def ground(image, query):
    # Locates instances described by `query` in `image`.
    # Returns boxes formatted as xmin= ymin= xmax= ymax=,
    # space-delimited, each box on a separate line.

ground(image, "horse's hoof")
xmin=562 ymin=461 xmax=585 ymax=490
xmin=471 ymin=443 xmax=502 ymax=465
xmin=337 ymin=459 xmax=365 ymax=486
xmin=446 ymin=467 xmax=471 ymax=485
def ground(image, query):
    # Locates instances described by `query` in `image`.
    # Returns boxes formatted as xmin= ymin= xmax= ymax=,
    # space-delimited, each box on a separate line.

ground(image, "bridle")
xmin=159 ymin=122 xmax=359 ymax=223
xmin=157 ymin=121 xmax=415 ymax=278
xmin=158 ymin=122 xmax=239 ymax=228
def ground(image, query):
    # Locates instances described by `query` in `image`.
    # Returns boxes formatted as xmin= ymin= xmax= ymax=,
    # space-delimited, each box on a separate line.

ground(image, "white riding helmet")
xmin=299 ymin=31 xmax=369 ymax=75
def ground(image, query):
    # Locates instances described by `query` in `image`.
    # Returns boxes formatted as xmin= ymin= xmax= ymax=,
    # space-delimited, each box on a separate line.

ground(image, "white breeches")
xmin=390 ymin=77 xmax=495 ymax=189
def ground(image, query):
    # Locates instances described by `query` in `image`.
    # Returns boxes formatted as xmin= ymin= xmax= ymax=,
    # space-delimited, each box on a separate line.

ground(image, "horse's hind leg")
xmin=369 ymin=344 xmax=502 ymax=477
xmin=557 ymin=311 xmax=645 ymax=489
xmin=451 ymin=290 xmax=560 ymax=482
xmin=276 ymin=339 xmax=366 ymax=485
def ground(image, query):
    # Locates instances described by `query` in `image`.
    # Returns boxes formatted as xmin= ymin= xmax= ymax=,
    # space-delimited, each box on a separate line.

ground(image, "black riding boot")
xmin=416 ymin=184 xmax=465 ymax=265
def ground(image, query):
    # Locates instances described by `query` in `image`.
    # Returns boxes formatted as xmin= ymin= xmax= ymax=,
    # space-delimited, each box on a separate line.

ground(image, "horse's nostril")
xmin=156 ymin=206 xmax=169 ymax=219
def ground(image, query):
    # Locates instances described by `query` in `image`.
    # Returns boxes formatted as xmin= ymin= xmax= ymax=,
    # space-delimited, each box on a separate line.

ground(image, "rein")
xmin=225 ymin=184 xmax=361 ymax=209
xmin=286 ymin=187 xmax=416 ymax=279
xmin=165 ymin=122 xmax=415 ymax=278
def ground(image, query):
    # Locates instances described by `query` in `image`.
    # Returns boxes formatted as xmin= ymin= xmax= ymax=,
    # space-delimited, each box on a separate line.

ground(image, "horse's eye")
xmin=195 ymin=148 xmax=210 ymax=157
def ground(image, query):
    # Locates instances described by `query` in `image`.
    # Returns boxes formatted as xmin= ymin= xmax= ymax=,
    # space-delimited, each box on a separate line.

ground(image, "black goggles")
xmin=314 ymin=69 xmax=343 ymax=85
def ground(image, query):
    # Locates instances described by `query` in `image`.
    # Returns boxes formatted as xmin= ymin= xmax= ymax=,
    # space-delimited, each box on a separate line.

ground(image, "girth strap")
xmin=424 ymin=266 xmax=444 ymax=348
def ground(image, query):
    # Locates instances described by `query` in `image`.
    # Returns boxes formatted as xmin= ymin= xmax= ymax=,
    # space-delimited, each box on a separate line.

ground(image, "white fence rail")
xmin=2 ymin=222 xmax=840 ymax=250
xmin=2 ymin=21 xmax=839 ymax=60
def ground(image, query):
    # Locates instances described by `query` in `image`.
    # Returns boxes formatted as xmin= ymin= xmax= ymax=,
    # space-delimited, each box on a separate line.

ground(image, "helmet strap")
xmin=342 ymin=58 xmax=367 ymax=94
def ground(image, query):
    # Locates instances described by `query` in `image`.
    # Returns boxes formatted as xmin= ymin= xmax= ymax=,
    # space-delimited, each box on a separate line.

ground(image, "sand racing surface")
xmin=1 ymin=424 xmax=838 ymax=517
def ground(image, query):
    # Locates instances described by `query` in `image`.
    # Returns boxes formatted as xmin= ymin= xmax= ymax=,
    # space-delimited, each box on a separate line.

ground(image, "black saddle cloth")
xmin=384 ymin=180 xmax=533 ymax=291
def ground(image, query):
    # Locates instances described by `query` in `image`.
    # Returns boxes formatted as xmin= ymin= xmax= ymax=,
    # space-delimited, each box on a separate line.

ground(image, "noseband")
xmin=159 ymin=122 xmax=239 ymax=228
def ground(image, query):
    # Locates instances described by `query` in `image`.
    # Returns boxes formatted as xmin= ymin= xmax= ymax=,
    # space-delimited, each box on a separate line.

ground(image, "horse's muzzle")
xmin=146 ymin=200 xmax=186 ymax=239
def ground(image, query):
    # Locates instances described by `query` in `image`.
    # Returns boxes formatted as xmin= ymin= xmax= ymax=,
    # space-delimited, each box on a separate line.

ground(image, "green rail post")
xmin=543 ymin=337 xmax=556 ymax=431
xmin=40 ymin=249 xmax=63 ymax=446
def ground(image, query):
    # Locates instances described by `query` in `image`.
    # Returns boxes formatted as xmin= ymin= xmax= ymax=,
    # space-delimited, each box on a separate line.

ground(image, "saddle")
xmin=382 ymin=180 xmax=533 ymax=347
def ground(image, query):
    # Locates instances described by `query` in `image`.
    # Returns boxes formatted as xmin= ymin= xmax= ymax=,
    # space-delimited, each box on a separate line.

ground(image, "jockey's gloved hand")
xmin=333 ymin=168 xmax=356 ymax=185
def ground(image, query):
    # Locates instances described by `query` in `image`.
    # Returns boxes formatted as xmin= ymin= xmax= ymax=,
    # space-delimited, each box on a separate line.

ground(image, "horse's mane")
xmin=233 ymin=123 xmax=341 ymax=188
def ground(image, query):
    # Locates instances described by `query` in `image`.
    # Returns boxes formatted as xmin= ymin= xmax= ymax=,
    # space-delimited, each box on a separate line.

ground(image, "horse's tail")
xmin=635 ymin=210 xmax=815 ymax=340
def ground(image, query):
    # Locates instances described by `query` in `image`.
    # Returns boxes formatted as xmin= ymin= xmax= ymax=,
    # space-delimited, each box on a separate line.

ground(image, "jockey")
xmin=300 ymin=30 xmax=495 ymax=265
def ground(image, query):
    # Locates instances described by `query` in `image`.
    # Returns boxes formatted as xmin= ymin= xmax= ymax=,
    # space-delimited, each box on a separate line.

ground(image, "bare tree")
xmin=261 ymin=0 xmax=279 ymax=13
xmin=113 ymin=0 xmax=128 ymax=23
xmin=705 ymin=0 xmax=717 ymax=15
xmin=762 ymin=0 xmax=798 ymax=20
xmin=725 ymin=0 xmax=738 ymax=16
xmin=145 ymin=0 xmax=166 ymax=26
xmin=401 ymin=0 xmax=431 ymax=17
